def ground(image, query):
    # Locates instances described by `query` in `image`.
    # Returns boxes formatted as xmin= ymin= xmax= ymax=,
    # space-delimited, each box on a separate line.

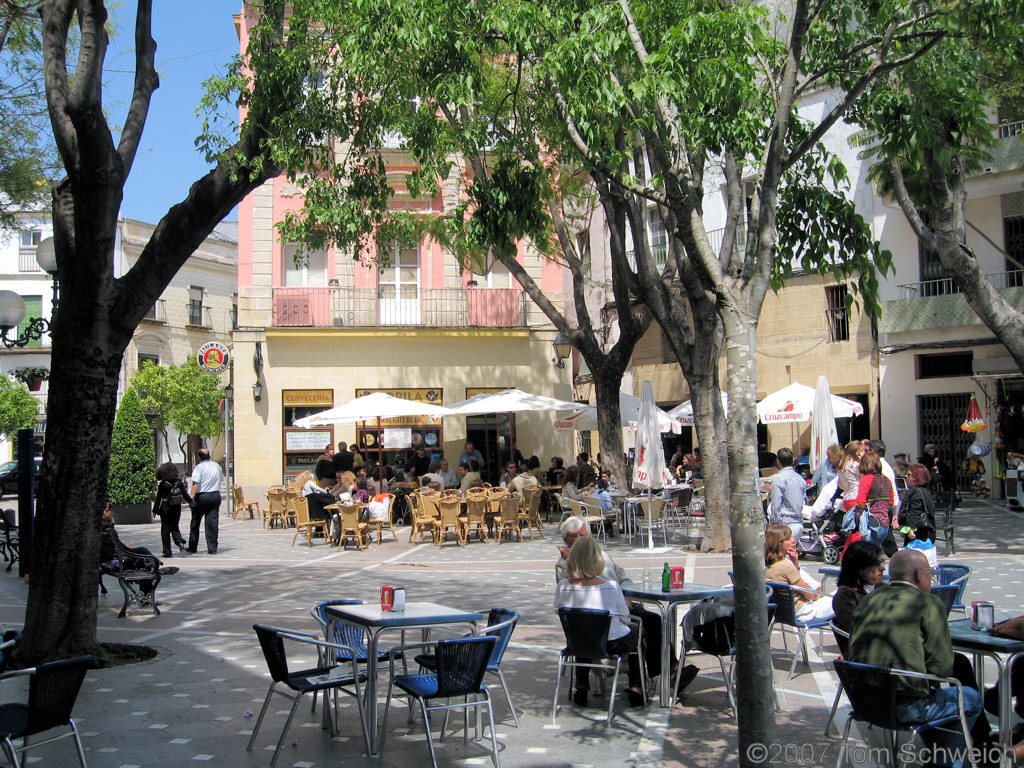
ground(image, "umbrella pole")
xmin=377 ymin=417 xmax=384 ymax=486
xmin=647 ymin=481 xmax=654 ymax=551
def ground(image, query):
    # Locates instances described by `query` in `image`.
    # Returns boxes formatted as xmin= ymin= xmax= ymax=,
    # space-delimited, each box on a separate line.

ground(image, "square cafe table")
xmin=622 ymin=582 xmax=733 ymax=706
xmin=948 ymin=618 xmax=1024 ymax=768
xmin=325 ymin=600 xmax=484 ymax=756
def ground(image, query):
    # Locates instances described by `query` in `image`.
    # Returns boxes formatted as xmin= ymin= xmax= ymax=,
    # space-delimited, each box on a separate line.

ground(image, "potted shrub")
xmin=108 ymin=389 xmax=157 ymax=524
xmin=12 ymin=367 xmax=49 ymax=392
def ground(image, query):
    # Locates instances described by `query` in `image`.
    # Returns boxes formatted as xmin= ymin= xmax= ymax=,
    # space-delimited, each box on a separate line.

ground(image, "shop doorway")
xmin=918 ymin=392 xmax=973 ymax=492
xmin=466 ymin=413 xmax=514 ymax=485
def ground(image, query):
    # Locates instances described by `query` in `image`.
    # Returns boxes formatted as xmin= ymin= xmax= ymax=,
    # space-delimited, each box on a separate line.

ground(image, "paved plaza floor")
xmin=0 ymin=495 xmax=1021 ymax=767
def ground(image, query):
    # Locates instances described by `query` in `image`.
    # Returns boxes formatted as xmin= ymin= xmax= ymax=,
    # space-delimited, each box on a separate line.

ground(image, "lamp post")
xmin=223 ymin=383 xmax=233 ymax=507
xmin=552 ymin=333 xmax=572 ymax=369
xmin=0 ymin=236 xmax=59 ymax=348
xmin=252 ymin=380 xmax=262 ymax=402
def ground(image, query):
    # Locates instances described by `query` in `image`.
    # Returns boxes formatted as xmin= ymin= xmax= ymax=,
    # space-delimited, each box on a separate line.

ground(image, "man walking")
xmin=769 ymin=447 xmax=807 ymax=541
xmin=189 ymin=448 xmax=224 ymax=554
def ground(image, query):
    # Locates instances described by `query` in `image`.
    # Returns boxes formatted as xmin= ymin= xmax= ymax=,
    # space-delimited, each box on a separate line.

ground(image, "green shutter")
xmin=16 ymin=295 xmax=42 ymax=347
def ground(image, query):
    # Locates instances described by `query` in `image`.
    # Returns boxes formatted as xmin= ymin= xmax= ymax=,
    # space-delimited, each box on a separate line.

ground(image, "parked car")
xmin=0 ymin=458 xmax=43 ymax=498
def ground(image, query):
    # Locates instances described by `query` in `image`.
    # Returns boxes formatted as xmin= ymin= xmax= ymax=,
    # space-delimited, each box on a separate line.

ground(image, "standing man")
xmin=409 ymin=444 xmax=431 ymax=478
xmin=460 ymin=441 xmax=484 ymax=471
xmin=769 ymin=447 xmax=807 ymax=541
xmin=576 ymin=452 xmax=597 ymax=488
xmin=189 ymin=448 xmax=224 ymax=554
xmin=315 ymin=444 xmax=336 ymax=486
xmin=333 ymin=441 xmax=355 ymax=478
xmin=849 ymin=549 xmax=983 ymax=763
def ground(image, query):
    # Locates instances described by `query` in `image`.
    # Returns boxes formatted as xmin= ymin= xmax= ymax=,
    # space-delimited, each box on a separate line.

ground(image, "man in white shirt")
xmin=188 ymin=448 xmax=224 ymax=554
xmin=439 ymin=458 xmax=458 ymax=489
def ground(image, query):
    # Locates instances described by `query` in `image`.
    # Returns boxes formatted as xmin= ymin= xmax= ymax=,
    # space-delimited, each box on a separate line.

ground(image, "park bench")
xmin=99 ymin=527 xmax=164 ymax=617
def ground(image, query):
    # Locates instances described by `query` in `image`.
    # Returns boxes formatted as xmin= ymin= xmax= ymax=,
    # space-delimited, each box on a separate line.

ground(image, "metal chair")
xmin=414 ymin=608 xmax=521 ymax=727
xmin=633 ymin=497 xmax=668 ymax=547
xmin=383 ymin=636 xmax=500 ymax=768
xmin=766 ymin=581 xmax=833 ymax=679
xmin=0 ymin=655 xmax=91 ymax=768
xmin=553 ymin=607 xmax=645 ymax=725
xmin=825 ymin=620 xmax=851 ymax=737
xmin=933 ymin=563 xmax=971 ymax=615
xmin=247 ymin=624 xmax=369 ymax=766
xmin=832 ymin=659 xmax=976 ymax=768
xmin=931 ymin=584 xmax=961 ymax=618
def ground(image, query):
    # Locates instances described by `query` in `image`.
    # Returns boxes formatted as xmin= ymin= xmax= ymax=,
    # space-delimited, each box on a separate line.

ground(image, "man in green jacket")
xmin=849 ymin=549 xmax=983 ymax=766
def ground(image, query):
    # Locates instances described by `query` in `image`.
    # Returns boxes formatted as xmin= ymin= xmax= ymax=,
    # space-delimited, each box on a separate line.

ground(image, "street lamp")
xmin=0 ymin=237 xmax=59 ymax=348
xmin=552 ymin=333 xmax=572 ymax=369
xmin=252 ymin=380 xmax=263 ymax=402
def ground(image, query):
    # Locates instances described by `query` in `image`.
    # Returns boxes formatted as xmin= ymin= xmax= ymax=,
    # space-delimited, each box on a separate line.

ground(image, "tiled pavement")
xmin=0 ymin=496 xmax=1021 ymax=767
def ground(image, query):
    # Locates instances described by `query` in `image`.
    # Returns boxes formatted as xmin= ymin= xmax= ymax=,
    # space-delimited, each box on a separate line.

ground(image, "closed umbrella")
xmin=633 ymin=381 xmax=667 ymax=550
xmin=810 ymin=376 xmax=840 ymax=472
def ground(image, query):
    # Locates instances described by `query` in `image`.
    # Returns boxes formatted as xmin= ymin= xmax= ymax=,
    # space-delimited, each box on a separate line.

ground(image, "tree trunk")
xmin=590 ymin=359 xmax=627 ymax=486
xmin=723 ymin=307 xmax=776 ymax=765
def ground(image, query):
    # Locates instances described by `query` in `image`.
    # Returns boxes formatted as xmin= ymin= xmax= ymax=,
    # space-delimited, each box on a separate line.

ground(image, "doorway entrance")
xmin=465 ymin=413 xmax=515 ymax=485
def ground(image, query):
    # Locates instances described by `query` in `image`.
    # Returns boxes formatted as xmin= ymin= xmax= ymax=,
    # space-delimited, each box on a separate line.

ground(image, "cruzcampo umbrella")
xmin=757 ymin=382 xmax=864 ymax=424
xmin=554 ymin=391 xmax=680 ymax=434
xmin=669 ymin=392 xmax=729 ymax=427
xmin=633 ymin=380 xmax=667 ymax=550
xmin=810 ymin=375 xmax=840 ymax=472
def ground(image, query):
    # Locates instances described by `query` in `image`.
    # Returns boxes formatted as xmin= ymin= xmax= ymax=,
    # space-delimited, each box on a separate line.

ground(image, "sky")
xmin=105 ymin=1 xmax=243 ymax=224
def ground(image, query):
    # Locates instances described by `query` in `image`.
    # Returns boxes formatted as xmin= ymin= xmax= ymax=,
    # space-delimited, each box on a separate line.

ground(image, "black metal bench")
xmin=99 ymin=527 xmax=163 ymax=617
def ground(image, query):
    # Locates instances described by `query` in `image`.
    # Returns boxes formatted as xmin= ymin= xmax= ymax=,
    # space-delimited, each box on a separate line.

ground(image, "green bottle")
xmin=661 ymin=562 xmax=670 ymax=592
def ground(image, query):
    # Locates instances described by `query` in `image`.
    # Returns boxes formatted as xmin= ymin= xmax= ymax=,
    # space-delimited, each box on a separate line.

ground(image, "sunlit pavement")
xmin=0 ymin=495 xmax=1019 ymax=767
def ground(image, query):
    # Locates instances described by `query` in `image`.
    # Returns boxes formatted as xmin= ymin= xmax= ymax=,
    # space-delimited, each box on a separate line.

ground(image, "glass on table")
xmin=642 ymin=567 xmax=653 ymax=592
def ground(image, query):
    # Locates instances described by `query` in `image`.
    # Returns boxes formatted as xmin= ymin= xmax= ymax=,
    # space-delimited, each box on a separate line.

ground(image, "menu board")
xmin=285 ymin=430 xmax=332 ymax=451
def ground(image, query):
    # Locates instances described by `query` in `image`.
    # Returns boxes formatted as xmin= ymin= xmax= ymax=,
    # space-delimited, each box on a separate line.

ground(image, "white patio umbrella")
xmin=294 ymin=392 xmax=457 ymax=481
xmin=810 ymin=375 xmax=840 ymax=472
xmin=669 ymin=392 xmax=729 ymax=427
xmin=553 ymin=391 xmax=681 ymax=434
xmin=756 ymin=382 xmax=863 ymax=425
xmin=633 ymin=380 xmax=667 ymax=550
xmin=447 ymin=388 xmax=580 ymax=415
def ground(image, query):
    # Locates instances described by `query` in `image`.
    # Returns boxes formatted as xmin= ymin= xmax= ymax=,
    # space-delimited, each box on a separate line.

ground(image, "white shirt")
xmin=191 ymin=459 xmax=223 ymax=494
xmin=553 ymin=580 xmax=631 ymax=640
xmin=880 ymin=457 xmax=901 ymax=511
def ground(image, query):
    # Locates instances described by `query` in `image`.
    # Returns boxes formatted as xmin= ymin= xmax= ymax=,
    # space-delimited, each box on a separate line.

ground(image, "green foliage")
xmin=0 ymin=375 xmax=37 ymax=437
xmin=164 ymin=359 xmax=225 ymax=441
xmin=107 ymin=389 xmax=156 ymax=504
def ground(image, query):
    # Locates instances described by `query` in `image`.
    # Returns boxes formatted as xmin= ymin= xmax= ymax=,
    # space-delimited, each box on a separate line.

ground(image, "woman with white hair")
xmin=554 ymin=536 xmax=644 ymax=708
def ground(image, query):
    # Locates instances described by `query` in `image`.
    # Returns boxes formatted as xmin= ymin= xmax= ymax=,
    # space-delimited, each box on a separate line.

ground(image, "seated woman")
xmin=764 ymin=523 xmax=835 ymax=622
xmin=554 ymin=536 xmax=644 ymax=708
xmin=298 ymin=470 xmax=336 ymax=522
xmin=831 ymin=540 xmax=885 ymax=655
xmin=560 ymin=464 xmax=585 ymax=501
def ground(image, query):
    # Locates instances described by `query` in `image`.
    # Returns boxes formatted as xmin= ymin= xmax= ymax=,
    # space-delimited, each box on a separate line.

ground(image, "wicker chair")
xmin=232 ymin=484 xmax=260 ymax=521
xmin=464 ymin=492 xmax=490 ymax=542
xmin=368 ymin=493 xmax=397 ymax=544
xmin=291 ymin=496 xmax=327 ymax=547
xmin=336 ymin=502 xmax=369 ymax=551
xmin=411 ymin=492 xmax=440 ymax=545
xmin=436 ymin=495 xmax=467 ymax=547
xmin=522 ymin=485 xmax=545 ymax=539
xmin=265 ymin=486 xmax=288 ymax=530
xmin=495 ymin=493 xmax=523 ymax=543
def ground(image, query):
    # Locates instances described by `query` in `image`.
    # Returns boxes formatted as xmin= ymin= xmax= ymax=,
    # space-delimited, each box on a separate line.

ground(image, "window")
xmin=18 ymin=230 xmax=41 ymax=272
xmin=187 ymin=286 xmax=205 ymax=326
xmin=650 ymin=214 xmax=668 ymax=266
xmin=138 ymin=353 xmax=159 ymax=370
xmin=917 ymin=211 xmax=957 ymax=296
xmin=16 ymin=295 xmax=42 ymax=347
xmin=825 ymin=285 xmax=849 ymax=342
xmin=282 ymin=242 xmax=327 ymax=287
xmin=998 ymin=100 xmax=1024 ymax=139
xmin=1002 ymin=194 xmax=1024 ymax=287
xmin=917 ymin=352 xmax=974 ymax=379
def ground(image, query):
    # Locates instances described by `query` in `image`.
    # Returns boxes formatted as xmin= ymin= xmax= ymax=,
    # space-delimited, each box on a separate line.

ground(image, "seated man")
xmin=555 ymin=517 xmax=696 ymax=693
xmin=768 ymin=447 xmax=807 ymax=541
xmin=848 ymin=549 xmax=983 ymax=766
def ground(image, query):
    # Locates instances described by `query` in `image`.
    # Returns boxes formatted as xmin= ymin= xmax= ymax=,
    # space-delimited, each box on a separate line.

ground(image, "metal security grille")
xmin=917 ymin=393 xmax=973 ymax=492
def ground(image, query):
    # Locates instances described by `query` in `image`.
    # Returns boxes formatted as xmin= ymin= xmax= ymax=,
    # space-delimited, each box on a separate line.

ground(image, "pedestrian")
xmin=188 ymin=448 xmax=223 ymax=554
xmin=153 ymin=461 xmax=191 ymax=557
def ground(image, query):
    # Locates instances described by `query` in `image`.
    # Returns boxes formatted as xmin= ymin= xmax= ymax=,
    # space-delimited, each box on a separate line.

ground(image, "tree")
xmin=0 ymin=0 xmax=60 ymax=228
xmin=129 ymin=359 xmax=224 ymax=465
xmin=106 ymin=389 xmax=155 ymax=505
xmin=260 ymin=0 xmax=951 ymax=758
xmin=849 ymin=6 xmax=1024 ymax=375
xmin=20 ymin=0 xmax=314 ymax=665
xmin=0 ymin=374 xmax=37 ymax=436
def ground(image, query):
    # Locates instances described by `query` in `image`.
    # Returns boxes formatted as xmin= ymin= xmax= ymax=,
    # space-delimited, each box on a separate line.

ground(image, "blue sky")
xmin=106 ymin=2 xmax=242 ymax=224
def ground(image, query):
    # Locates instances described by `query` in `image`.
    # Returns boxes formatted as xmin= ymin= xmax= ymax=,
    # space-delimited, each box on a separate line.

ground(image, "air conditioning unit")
xmin=1006 ymin=468 xmax=1024 ymax=510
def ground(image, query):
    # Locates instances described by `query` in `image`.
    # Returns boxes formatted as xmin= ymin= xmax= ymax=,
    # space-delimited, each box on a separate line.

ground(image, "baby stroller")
xmin=794 ymin=504 xmax=846 ymax=564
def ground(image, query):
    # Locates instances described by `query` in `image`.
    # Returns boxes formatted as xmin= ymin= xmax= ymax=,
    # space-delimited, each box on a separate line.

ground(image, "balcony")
xmin=272 ymin=286 xmax=527 ymax=328
xmin=881 ymin=270 xmax=1024 ymax=334
xmin=140 ymin=299 xmax=166 ymax=324
xmin=186 ymin=302 xmax=213 ymax=328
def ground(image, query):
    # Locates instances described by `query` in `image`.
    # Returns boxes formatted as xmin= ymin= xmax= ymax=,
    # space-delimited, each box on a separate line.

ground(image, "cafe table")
xmin=325 ymin=600 xmax=484 ymax=756
xmin=947 ymin=618 xmax=1024 ymax=768
xmin=622 ymin=582 xmax=733 ymax=706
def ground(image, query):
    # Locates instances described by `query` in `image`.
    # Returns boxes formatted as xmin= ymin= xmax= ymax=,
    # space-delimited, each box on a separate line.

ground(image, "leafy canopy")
xmin=0 ymin=374 xmax=38 ymax=437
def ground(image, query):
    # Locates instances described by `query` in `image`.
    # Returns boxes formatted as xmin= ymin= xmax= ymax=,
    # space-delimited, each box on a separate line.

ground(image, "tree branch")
xmin=117 ymin=0 xmax=159 ymax=177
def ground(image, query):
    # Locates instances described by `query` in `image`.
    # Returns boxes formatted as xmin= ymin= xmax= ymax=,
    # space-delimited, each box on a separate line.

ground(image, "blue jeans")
xmin=895 ymin=686 xmax=983 ymax=768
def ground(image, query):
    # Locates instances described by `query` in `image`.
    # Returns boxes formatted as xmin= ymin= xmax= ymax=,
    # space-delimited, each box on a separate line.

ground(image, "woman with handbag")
xmin=852 ymin=452 xmax=898 ymax=556
xmin=899 ymin=462 xmax=937 ymax=545
xmin=154 ymin=462 xmax=192 ymax=557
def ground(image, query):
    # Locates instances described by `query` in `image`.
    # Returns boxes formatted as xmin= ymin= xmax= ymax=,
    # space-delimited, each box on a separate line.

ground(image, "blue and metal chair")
xmin=0 ymin=655 xmax=90 ymax=768
xmin=383 ymin=635 xmax=500 ymax=768
xmin=832 ymin=659 xmax=975 ymax=768
xmin=933 ymin=563 xmax=971 ymax=616
xmin=414 ymin=608 xmax=521 ymax=726
xmin=553 ymin=607 xmax=645 ymax=725
xmin=766 ymin=581 xmax=833 ymax=679
xmin=247 ymin=624 xmax=369 ymax=766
